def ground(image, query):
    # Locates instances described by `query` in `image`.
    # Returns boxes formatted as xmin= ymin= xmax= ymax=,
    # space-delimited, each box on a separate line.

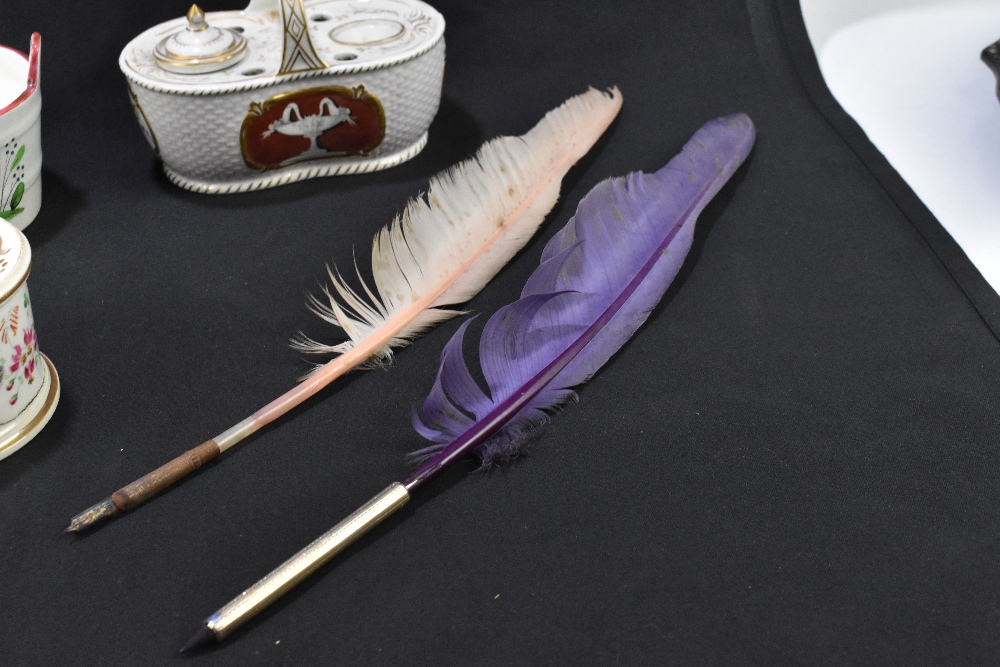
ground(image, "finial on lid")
xmin=186 ymin=5 xmax=208 ymax=32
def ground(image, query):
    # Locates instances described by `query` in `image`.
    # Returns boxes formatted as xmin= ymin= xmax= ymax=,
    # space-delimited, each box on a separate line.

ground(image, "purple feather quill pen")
xmin=405 ymin=112 xmax=756 ymax=488
xmin=181 ymin=113 xmax=756 ymax=653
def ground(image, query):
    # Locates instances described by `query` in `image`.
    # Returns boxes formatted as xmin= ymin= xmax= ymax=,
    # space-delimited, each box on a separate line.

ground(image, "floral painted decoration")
xmin=1 ymin=138 xmax=27 ymax=222
xmin=3 ymin=291 xmax=38 ymax=406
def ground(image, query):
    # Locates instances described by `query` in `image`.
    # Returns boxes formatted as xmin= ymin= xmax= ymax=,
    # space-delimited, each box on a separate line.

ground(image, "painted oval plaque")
xmin=240 ymin=84 xmax=385 ymax=171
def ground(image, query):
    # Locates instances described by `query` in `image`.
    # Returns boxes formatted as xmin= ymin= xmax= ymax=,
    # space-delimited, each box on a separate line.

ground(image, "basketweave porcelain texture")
xmin=0 ymin=34 xmax=42 ymax=229
xmin=120 ymin=0 xmax=446 ymax=193
xmin=0 ymin=218 xmax=60 ymax=462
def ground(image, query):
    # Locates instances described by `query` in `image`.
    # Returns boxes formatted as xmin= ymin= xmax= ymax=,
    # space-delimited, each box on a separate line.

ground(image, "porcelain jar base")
xmin=0 ymin=353 xmax=60 ymax=461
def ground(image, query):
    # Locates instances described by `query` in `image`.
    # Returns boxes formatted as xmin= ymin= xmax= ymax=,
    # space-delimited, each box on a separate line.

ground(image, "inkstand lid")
xmin=153 ymin=5 xmax=249 ymax=74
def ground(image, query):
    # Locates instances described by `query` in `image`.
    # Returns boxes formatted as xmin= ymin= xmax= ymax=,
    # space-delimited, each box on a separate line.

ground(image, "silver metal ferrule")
xmin=205 ymin=482 xmax=410 ymax=640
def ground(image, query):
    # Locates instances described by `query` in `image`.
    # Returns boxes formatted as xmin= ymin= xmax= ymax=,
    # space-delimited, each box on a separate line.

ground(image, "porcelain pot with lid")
xmin=0 ymin=216 xmax=60 ymax=461
xmin=120 ymin=0 xmax=445 ymax=193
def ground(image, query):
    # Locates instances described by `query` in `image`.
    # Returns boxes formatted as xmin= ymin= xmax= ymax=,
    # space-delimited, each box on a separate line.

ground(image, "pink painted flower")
xmin=20 ymin=328 xmax=35 ymax=383
xmin=10 ymin=344 xmax=21 ymax=373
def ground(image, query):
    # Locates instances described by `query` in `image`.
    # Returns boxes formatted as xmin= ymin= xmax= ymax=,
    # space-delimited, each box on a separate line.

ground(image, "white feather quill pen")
xmin=296 ymin=87 xmax=623 ymax=362
xmin=68 ymin=87 xmax=623 ymax=532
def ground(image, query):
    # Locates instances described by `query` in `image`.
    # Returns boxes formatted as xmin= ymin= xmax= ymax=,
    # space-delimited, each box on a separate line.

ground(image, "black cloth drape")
xmin=1 ymin=1 xmax=999 ymax=664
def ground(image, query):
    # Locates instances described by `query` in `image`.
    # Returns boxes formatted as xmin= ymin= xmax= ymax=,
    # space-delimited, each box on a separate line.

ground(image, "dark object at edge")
xmin=981 ymin=38 xmax=1000 ymax=101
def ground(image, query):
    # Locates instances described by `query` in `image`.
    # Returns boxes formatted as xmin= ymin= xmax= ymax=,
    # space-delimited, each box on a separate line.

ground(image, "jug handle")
xmin=0 ymin=33 xmax=40 ymax=116
xmin=26 ymin=33 xmax=40 ymax=92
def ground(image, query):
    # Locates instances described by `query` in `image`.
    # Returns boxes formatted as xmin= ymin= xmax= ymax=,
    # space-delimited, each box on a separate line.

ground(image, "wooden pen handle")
xmin=110 ymin=439 xmax=221 ymax=511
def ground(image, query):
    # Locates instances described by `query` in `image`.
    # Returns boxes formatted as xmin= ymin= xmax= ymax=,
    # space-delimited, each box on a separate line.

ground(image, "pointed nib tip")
xmin=66 ymin=498 xmax=120 ymax=534
xmin=180 ymin=624 xmax=217 ymax=655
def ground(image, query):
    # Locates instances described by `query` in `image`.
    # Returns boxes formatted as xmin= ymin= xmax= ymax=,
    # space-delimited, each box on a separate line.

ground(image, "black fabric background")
xmin=1 ymin=0 xmax=999 ymax=664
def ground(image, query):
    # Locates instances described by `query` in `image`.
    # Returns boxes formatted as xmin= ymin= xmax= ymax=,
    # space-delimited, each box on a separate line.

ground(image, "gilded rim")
xmin=329 ymin=19 xmax=406 ymax=46
xmin=153 ymin=33 xmax=248 ymax=68
xmin=0 ymin=354 xmax=60 ymax=459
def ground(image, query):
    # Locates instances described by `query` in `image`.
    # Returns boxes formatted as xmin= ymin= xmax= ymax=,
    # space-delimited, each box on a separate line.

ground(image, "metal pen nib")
xmin=67 ymin=438 xmax=223 ymax=533
xmin=65 ymin=498 xmax=119 ymax=533
xmin=180 ymin=624 xmax=218 ymax=655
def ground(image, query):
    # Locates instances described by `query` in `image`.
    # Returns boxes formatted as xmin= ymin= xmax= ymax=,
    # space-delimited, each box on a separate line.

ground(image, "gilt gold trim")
xmin=127 ymin=82 xmax=160 ymax=157
xmin=277 ymin=0 xmax=328 ymax=74
xmin=153 ymin=36 xmax=248 ymax=68
xmin=186 ymin=5 xmax=209 ymax=32
xmin=0 ymin=354 xmax=60 ymax=459
xmin=330 ymin=20 xmax=406 ymax=46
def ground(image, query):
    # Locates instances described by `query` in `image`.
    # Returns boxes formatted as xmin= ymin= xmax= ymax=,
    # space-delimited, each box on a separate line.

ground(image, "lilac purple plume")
xmin=412 ymin=113 xmax=756 ymax=467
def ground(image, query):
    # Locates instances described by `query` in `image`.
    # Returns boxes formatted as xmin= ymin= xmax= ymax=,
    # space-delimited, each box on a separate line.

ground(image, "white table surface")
xmin=807 ymin=0 xmax=1000 ymax=293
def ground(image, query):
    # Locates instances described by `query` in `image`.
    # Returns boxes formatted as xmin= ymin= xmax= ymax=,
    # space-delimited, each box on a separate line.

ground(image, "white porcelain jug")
xmin=0 ymin=34 xmax=42 ymax=229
